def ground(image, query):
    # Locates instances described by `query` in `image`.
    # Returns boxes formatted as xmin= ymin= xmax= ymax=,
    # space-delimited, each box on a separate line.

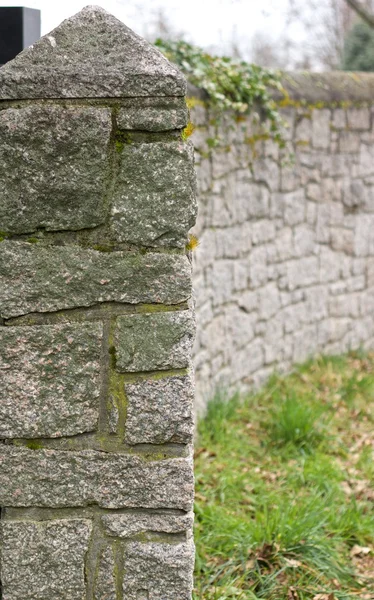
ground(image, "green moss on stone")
xmin=25 ymin=439 xmax=44 ymax=450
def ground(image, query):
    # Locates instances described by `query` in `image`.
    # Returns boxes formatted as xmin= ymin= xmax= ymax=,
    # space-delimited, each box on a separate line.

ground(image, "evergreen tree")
xmin=342 ymin=20 xmax=374 ymax=70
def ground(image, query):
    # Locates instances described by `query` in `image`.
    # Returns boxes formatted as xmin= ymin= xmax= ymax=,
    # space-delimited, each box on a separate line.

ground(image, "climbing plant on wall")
xmin=155 ymin=39 xmax=286 ymax=146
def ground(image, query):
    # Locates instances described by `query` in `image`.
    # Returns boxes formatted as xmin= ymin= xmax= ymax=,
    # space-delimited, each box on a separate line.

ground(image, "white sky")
xmin=0 ymin=0 xmax=296 ymax=55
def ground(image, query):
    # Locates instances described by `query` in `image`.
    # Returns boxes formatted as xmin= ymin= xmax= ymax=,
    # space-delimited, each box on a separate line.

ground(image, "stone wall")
xmin=191 ymin=74 xmax=374 ymax=413
xmin=0 ymin=7 xmax=196 ymax=600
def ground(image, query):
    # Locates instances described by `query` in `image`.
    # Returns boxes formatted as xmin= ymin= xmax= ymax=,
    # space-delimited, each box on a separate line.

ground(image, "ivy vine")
xmin=155 ymin=39 xmax=286 ymax=146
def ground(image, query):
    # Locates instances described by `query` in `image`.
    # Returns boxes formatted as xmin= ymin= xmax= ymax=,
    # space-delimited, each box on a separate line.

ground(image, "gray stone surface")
xmin=111 ymin=141 xmax=197 ymax=247
xmin=124 ymin=372 xmax=194 ymax=444
xmin=0 ymin=6 xmax=186 ymax=99
xmin=0 ymin=322 xmax=102 ymax=439
xmin=94 ymin=546 xmax=116 ymax=600
xmin=101 ymin=512 xmax=194 ymax=538
xmin=117 ymin=98 xmax=188 ymax=131
xmin=0 ymin=519 xmax=92 ymax=600
xmin=122 ymin=540 xmax=195 ymax=600
xmin=0 ymin=105 xmax=111 ymax=234
xmin=0 ymin=241 xmax=192 ymax=318
xmin=114 ymin=311 xmax=195 ymax=372
xmin=0 ymin=446 xmax=194 ymax=510
xmin=191 ymin=101 xmax=374 ymax=413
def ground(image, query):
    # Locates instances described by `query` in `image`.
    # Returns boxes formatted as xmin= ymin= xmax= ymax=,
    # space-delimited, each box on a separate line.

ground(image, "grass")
xmin=193 ymin=351 xmax=374 ymax=600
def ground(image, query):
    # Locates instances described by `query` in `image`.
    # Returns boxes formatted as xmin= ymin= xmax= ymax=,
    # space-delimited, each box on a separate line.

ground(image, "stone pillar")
xmin=0 ymin=7 xmax=196 ymax=599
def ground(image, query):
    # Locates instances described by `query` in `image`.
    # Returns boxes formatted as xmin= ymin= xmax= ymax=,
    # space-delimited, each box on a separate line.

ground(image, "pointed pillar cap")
xmin=0 ymin=5 xmax=186 ymax=99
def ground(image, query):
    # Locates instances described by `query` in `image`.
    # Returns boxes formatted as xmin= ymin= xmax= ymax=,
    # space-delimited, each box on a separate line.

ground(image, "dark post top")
xmin=0 ymin=7 xmax=41 ymax=66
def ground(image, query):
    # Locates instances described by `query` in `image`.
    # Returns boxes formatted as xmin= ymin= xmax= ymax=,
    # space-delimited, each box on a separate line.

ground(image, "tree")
xmin=344 ymin=0 xmax=374 ymax=27
xmin=342 ymin=20 xmax=374 ymax=68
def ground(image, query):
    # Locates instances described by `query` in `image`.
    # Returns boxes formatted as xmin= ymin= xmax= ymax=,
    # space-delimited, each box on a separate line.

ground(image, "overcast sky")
xmin=0 ymin=0 xmax=298 ymax=55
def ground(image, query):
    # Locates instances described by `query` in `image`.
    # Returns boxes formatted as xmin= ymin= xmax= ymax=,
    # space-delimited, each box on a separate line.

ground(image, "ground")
xmin=193 ymin=351 xmax=374 ymax=599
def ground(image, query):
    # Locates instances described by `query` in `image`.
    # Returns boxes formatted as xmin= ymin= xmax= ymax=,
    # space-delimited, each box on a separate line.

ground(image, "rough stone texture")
xmin=0 ymin=322 xmax=102 ymax=439
xmin=122 ymin=540 xmax=195 ymax=600
xmin=0 ymin=105 xmax=112 ymax=234
xmin=191 ymin=102 xmax=374 ymax=412
xmin=0 ymin=6 xmax=186 ymax=99
xmin=111 ymin=141 xmax=197 ymax=247
xmin=0 ymin=241 xmax=192 ymax=318
xmin=117 ymin=98 xmax=188 ymax=131
xmin=0 ymin=8 xmax=196 ymax=599
xmin=101 ymin=512 xmax=194 ymax=538
xmin=0 ymin=446 xmax=194 ymax=510
xmin=124 ymin=372 xmax=194 ymax=444
xmin=0 ymin=519 xmax=92 ymax=600
xmin=94 ymin=546 xmax=117 ymax=600
xmin=114 ymin=311 xmax=195 ymax=372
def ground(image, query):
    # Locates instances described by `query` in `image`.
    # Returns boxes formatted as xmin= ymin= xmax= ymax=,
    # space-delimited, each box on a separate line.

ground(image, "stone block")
xmin=111 ymin=141 xmax=197 ymax=247
xmin=114 ymin=311 xmax=194 ymax=372
xmin=293 ymin=224 xmax=316 ymax=256
xmin=251 ymin=220 xmax=276 ymax=245
xmin=94 ymin=546 xmax=116 ymax=600
xmin=101 ymin=512 xmax=193 ymax=538
xmin=354 ymin=215 xmax=374 ymax=256
xmin=332 ymin=109 xmax=346 ymax=130
xmin=0 ymin=446 xmax=194 ymax=510
xmin=0 ymin=105 xmax=111 ymax=234
xmin=282 ymin=189 xmax=306 ymax=226
xmin=121 ymin=540 xmax=194 ymax=600
xmin=239 ymin=180 xmax=270 ymax=219
xmin=249 ymin=246 xmax=268 ymax=288
xmin=0 ymin=6 xmax=186 ymax=99
xmin=286 ymin=256 xmax=319 ymax=290
xmin=1 ymin=519 xmax=92 ymax=600
xmin=258 ymin=283 xmax=280 ymax=320
xmin=312 ymin=109 xmax=331 ymax=149
xmin=0 ymin=241 xmax=192 ymax=318
xmin=224 ymin=305 xmax=255 ymax=350
xmin=339 ymin=131 xmax=360 ymax=153
xmin=295 ymin=116 xmax=312 ymax=143
xmin=347 ymin=108 xmax=370 ymax=130
xmin=124 ymin=372 xmax=194 ymax=444
xmin=117 ymin=98 xmax=188 ymax=131
xmin=253 ymin=158 xmax=280 ymax=191
xmin=353 ymin=143 xmax=374 ymax=178
xmin=293 ymin=324 xmax=318 ymax=363
xmin=330 ymin=228 xmax=354 ymax=255
xmin=207 ymin=260 xmax=235 ymax=305
xmin=0 ymin=322 xmax=102 ymax=439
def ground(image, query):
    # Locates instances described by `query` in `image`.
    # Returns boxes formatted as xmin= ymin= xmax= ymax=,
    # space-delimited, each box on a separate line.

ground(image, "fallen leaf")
xmin=284 ymin=558 xmax=302 ymax=568
xmin=350 ymin=545 xmax=372 ymax=558
xmin=341 ymin=481 xmax=353 ymax=495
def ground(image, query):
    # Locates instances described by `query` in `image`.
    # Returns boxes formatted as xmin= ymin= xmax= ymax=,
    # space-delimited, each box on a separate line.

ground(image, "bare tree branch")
xmin=345 ymin=0 xmax=374 ymax=27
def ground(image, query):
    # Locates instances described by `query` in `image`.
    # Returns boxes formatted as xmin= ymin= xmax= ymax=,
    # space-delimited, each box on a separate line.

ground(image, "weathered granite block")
xmin=101 ymin=512 xmax=194 ymax=538
xmin=0 ymin=6 xmax=186 ymax=99
xmin=122 ymin=540 xmax=195 ymax=600
xmin=111 ymin=141 xmax=197 ymax=247
xmin=94 ymin=546 xmax=117 ymax=600
xmin=0 ymin=446 xmax=194 ymax=510
xmin=0 ymin=519 xmax=92 ymax=600
xmin=0 ymin=322 xmax=102 ymax=439
xmin=124 ymin=372 xmax=194 ymax=444
xmin=0 ymin=241 xmax=192 ymax=318
xmin=114 ymin=311 xmax=195 ymax=372
xmin=0 ymin=105 xmax=111 ymax=234
xmin=117 ymin=97 xmax=188 ymax=131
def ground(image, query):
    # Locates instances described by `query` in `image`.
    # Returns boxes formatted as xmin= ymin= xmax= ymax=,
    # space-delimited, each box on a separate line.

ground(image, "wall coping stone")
xmin=188 ymin=72 xmax=374 ymax=105
xmin=0 ymin=5 xmax=186 ymax=99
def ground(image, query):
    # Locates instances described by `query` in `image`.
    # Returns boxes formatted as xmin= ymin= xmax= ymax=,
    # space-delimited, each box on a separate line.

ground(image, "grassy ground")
xmin=193 ymin=351 xmax=374 ymax=600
